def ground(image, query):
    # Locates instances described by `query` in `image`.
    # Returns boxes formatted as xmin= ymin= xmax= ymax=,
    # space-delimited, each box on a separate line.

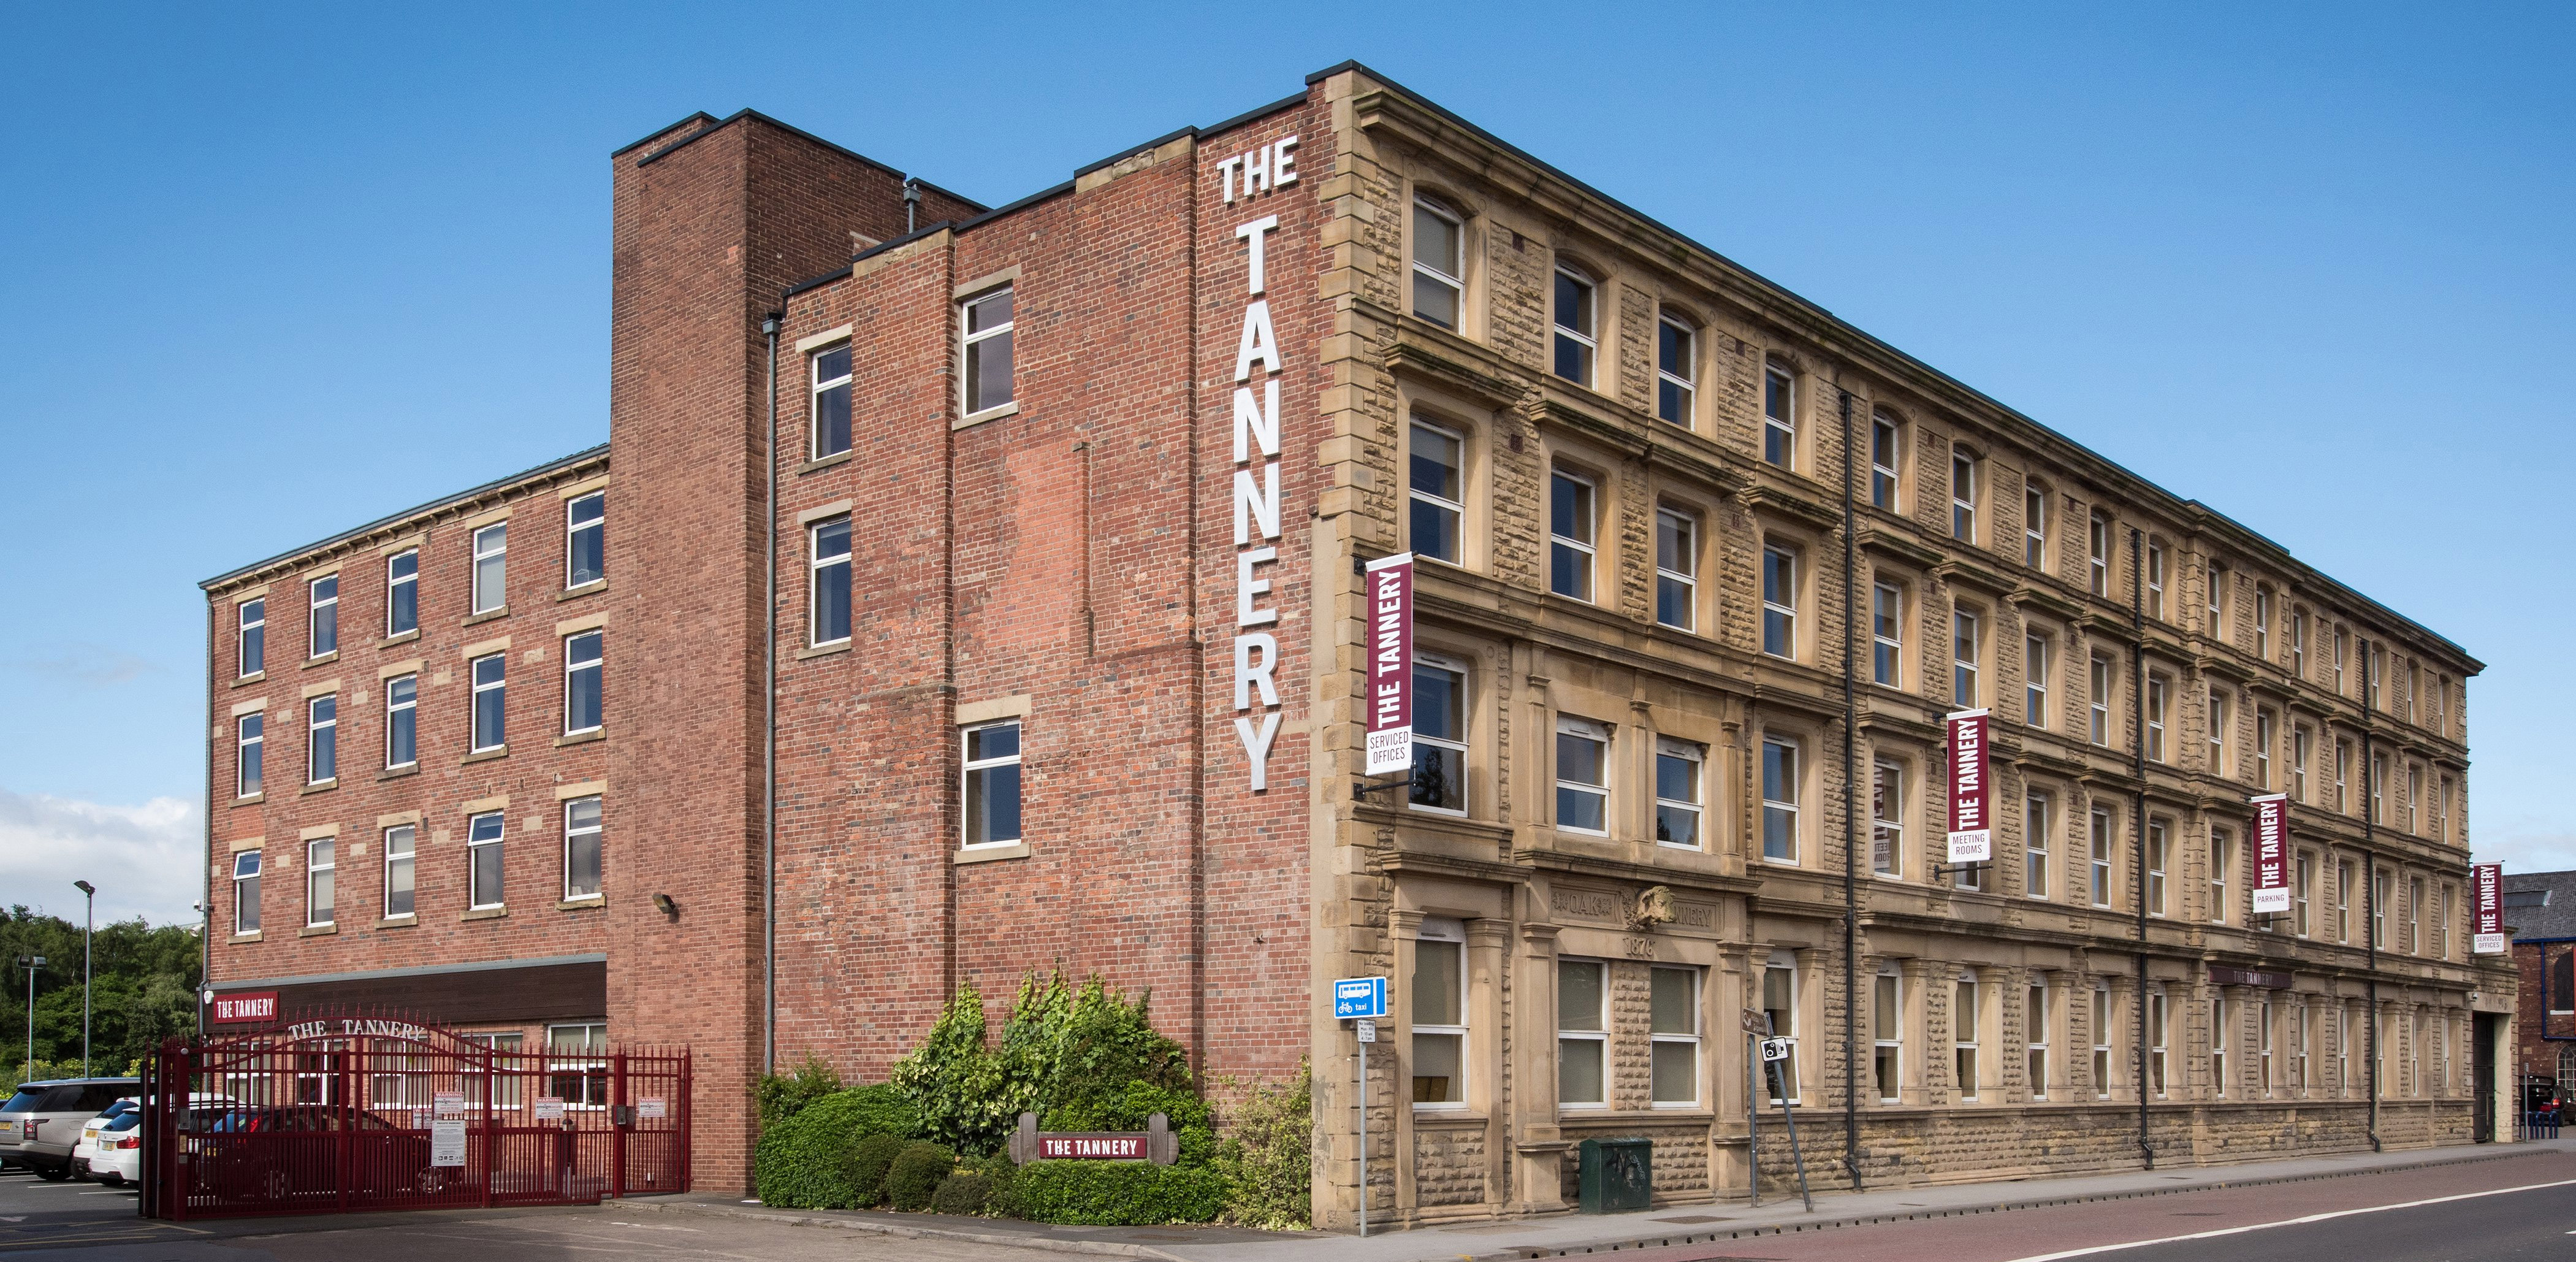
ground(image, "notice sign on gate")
xmin=430 ymin=1118 xmax=467 ymax=1167
xmin=2474 ymin=862 xmax=2507 ymax=954
xmin=433 ymin=1092 xmax=467 ymax=1119
xmin=638 ymin=1096 xmax=668 ymax=1120
xmin=2250 ymin=794 xmax=2291 ymax=915
xmin=1362 ymin=554 xmax=1415 ymax=776
xmin=533 ymin=1096 xmax=566 ymax=1122
xmin=1945 ymin=709 xmax=1992 ymax=864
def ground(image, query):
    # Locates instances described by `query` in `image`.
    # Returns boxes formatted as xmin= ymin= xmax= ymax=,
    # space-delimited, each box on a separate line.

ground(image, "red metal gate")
xmin=140 ymin=1008 xmax=689 ymax=1220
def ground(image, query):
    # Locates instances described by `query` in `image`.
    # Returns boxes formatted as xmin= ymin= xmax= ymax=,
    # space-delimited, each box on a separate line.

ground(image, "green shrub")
xmin=1212 ymin=1062 xmax=1312 ymax=1229
xmin=929 ymin=1171 xmax=993 ymax=1216
xmin=1012 ymin=1161 xmax=1225 ymax=1225
xmin=886 ymin=1141 xmax=957 ymax=1212
xmin=845 ymin=1133 xmax=910 ymax=1207
xmin=962 ymin=1151 xmax=1022 ymax=1218
xmin=893 ymin=973 xmax=1197 ymax=1157
xmin=756 ymin=1054 xmax=844 ymax=1130
xmin=750 ymin=1085 xmax=923 ymax=1209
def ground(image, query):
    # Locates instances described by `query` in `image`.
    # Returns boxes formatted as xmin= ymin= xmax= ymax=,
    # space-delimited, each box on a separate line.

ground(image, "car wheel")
xmin=35 ymin=1163 xmax=72 ymax=1183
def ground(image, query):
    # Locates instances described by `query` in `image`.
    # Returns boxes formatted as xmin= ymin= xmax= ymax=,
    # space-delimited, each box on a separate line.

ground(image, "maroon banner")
xmin=1945 ymin=709 xmax=1991 ymax=863
xmin=2250 ymin=794 xmax=2290 ymax=915
xmin=2474 ymin=863 xmax=2506 ymax=954
xmin=1363 ymin=553 xmax=1414 ymax=776
xmin=208 ymin=991 xmax=278 ymax=1024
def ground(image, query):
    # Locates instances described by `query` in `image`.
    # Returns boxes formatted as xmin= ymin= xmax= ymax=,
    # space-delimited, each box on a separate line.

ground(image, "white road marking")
xmin=2002 ymin=1176 xmax=2576 ymax=1261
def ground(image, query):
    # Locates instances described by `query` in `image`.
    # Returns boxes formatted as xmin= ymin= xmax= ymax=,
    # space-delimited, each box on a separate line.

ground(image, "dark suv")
xmin=2 ymin=1079 xmax=142 ymax=1180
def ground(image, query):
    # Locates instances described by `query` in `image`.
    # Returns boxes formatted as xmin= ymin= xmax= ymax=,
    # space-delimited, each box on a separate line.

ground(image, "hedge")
xmin=1010 ymin=1160 xmax=1226 ymax=1226
xmin=751 ymin=1084 xmax=923 ymax=1209
xmin=886 ymin=1142 xmax=956 ymax=1212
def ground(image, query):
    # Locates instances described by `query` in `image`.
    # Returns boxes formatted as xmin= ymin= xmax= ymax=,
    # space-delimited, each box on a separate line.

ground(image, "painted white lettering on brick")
xmin=1233 ymin=380 xmax=1279 ymax=464
xmin=1234 ymin=300 xmax=1279 ymax=383
xmin=1234 ymin=633 xmax=1279 ymax=709
xmin=1227 ymin=202 xmax=1292 ymax=792
xmin=1237 ymin=548 xmax=1277 ymax=626
xmin=1233 ymin=465 xmax=1279 ymax=546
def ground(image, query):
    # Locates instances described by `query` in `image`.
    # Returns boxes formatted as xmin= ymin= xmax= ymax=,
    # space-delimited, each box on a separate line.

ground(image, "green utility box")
xmin=1576 ymin=1136 xmax=1653 ymax=1213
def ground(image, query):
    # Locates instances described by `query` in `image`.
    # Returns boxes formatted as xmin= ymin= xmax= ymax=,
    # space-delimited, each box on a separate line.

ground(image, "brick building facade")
xmin=200 ymin=63 xmax=2515 ymax=1223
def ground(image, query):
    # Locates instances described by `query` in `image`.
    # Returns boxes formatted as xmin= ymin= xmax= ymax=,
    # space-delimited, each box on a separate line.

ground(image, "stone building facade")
xmin=200 ymin=62 xmax=2512 ymax=1217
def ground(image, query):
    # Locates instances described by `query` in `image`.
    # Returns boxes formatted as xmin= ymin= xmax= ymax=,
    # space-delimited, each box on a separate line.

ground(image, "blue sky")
xmin=3 ymin=2 xmax=2567 ymax=924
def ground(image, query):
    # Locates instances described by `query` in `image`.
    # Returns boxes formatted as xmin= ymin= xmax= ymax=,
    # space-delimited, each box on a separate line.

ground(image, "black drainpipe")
xmin=761 ymin=308 xmax=782 ymax=1077
xmin=2130 ymin=528 xmax=2152 ymax=1167
xmin=2361 ymin=638 xmax=2382 ymax=1152
xmin=1839 ymin=389 xmax=1861 ymax=1191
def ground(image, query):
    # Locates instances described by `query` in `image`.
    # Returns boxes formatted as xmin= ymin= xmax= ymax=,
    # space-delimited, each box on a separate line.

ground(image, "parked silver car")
xmin=2 ymin=1079 xmax=142 ymax=1181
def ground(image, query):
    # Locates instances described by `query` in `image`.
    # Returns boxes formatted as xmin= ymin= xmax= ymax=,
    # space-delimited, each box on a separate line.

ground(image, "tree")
xmin=0 ymin=906 xmax=200 ymax=1080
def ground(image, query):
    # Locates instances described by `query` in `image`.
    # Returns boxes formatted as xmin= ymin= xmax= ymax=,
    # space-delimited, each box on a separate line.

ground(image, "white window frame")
xmin=1408 ymin=419 xmax=1465 ymax=565
xmin=2089 ymin=654 xmax=2112 ymax=746
xmin=1870 ymin=413 xmax=1900 ymax=508
xmin=469 ymin=652 xmax=506 ymax=753
xmin=1552 ymin=716 xmax=1609 ymax=836
xmin=1408 ymin=654 xmax=1469 ymax=816
xmin=546 ymin=1023 xmax=611 ymax=1109
xmin=1410 ymin=195 xmax=1465 ymax=329
xmin=1556 ymin=957 xmax=1608 ymax=1109
xmin=1762 ymin=545 xmax=1798 ymax=660
xmin=1952 ymin=608 xmax=1980 ymax=707
xmin=1653 ymin=507 xmax=1696 ymax=631
xmin=1412 ymin=919 xmax=1468 ymax=1109
xmin=2207 ymin=564 xmax=2227 ymax=640
xmin=2255 ymin=708 xmax=2276 ymax=790
xmin=1653 ymin=736 xmax=1705 ymax=851
xmin=1763 ymin=364 xmax=1796 ymax=468
xmin=2407 ymin=876 xmax=2424 ymax=955
xmin=1547 ymin=468 xmax=1597 ymax=603
xmin=1552 ymin=264 xmax=1596 ymax=388
xmin=305 ymin=836 xmax=334 ymax=928
xmin=565 ymin=491 xmax=606 ymax=589
xmin=232 ymin=851 xmax=261 ymax=935
xmin=563 ymin=630 xmax=603 ymax=736
xmin=2148 ymin=985 xmax=2169 ymax=1098
xmin=1649 ymin=966 xmax=1702 ymax=1107
xmin=1950 ymin=449 xmax=1978 ymax=543
xmin=1954 ymin=969 xmax=1981 ymax=1103
xmin=467 ymin=811 xmax=505 ymax=910
xmin=809 ymin=516 xmax=853 ymax=647
xmin=1870 ymin=759 xmax=1904 ymax=879
xmin=2292 ymin=610 xmax=2307 ymax=676
xmin=383 ymin=824 xmax=415 ymax=918
xmin=961 ymin=719 xmax=1024 ymax=849
xmin=1761 ymin=735 xmax=1801 ymax=865
xmin=237 ymin=712 xmax=263 ymax=798
xmin=2088 ymin=510 xmax=2111 ymax=595
xmin=2255 ymin=587 xmax=2273 ymax=659
xmin=1655 ymin=315 xmax=1696 ymax=426
xmin=2210 ymin=830 xmax=2233 ymax=925
xmin=1872 ymin=581 xmax=1902 ymax=686
xmin=384 ymin=673 xmax=417 ymax=770
xmin=2295 ymin=852 xmax=2315 ymax=938
xmin=2212 ymin=993 xmax=2229 ymax=1098
xmin=809 ymin=340 xmax=853 ymax=459
xmin=2147 ymin=819 xmax=2170 ymax=918
xmin=237 ymin=598 xmax=265 ymax=678
xmin=2293 ymin=725 xmax=2312 ymax=801
xmin=471 ymin=522 xmax=507 ymax=615
xmin=2089 ymin=805 xmax=2114 ymax=908
xmin=2027 ymin=980 xmax=2051 ymax=1101
xmin=562 ymin=795 xmax=603 ymax=901
xmin=308 ymin=575 xmax=338 ymax=659
xmin=2025 ymin=484 xmax=2048 ymax=570
xmin=2025 ymin=792 xmax=2051 ymax=901
xmin=1764 ymin=952 xmax=1801 ymax=1104
xmin=1874 ymin=966 xmax=1903 ymax=1103
xmin=2260 ymin=1000 xmax=2276 ymax=1096
xmin=2025 ymin=633 xmax=2049 ymax=727
xmin=961 ymin=284 xmax=1015 ymax=417
xmin=2145 ymin=542 xmax=2166 ymax=619
xmin=2146 ymin=674 xmax=2168 ymax=762
xmin=2337 ymin=860 xmax=2353 ymax=943
xmin=2207 ymin=688 xmax=2229 ymax=777
xmin=306 ymin=694 xmax=336 ymax=786
xmin=386 ymin=549 xmax=419 ymax=637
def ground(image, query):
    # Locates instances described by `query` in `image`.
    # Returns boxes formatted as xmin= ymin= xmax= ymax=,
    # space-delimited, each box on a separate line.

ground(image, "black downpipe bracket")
xmin=2130 ymin=529 xmax=2152 ymax=1168
xmin=1839 ymin=390 xmax=1861 ymax=1191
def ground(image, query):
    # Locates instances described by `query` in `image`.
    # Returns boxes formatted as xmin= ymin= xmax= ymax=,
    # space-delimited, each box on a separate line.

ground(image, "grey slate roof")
xmin=2504 ymin=870 xmax=2576 ymax=941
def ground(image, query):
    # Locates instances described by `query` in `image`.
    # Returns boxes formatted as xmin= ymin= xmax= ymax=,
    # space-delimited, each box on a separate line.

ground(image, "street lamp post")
xmin=16 ymin=955 xmax=44 ymax=1081
xmin=74 ymin=882 xmax=94 ymax=1077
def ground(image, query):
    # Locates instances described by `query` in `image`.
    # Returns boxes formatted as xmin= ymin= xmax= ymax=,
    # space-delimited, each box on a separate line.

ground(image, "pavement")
xmin=620 ymin=1136 xmax=2576 ymax=1262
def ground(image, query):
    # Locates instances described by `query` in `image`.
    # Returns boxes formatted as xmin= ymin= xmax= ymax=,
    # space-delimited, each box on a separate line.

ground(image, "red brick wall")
xmin=202 ymin=453 xmax=612 ymax=996
xmin=763 ymin=98 xmax=1326 ymax=1099
xmin=604 ymin=112 xmax=937 ymax=1191
xmin=2511 ymin=941 xmax=2571 ymax=1077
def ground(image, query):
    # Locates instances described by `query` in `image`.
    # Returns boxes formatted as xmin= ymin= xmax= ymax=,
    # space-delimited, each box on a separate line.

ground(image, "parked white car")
xmin=72 ymin=1109 xmax=142 ymax=1185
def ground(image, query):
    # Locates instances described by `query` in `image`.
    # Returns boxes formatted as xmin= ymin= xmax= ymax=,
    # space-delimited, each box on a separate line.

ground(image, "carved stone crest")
xmin=1629 ymin=884 xmax=1676 ymax=931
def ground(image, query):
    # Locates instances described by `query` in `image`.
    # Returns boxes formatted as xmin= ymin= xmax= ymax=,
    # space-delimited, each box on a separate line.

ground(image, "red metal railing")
xmin=142 ymin=1007 xmax=689 ymax=1221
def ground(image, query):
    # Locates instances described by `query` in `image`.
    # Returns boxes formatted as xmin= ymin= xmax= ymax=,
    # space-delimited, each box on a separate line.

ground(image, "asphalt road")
xmin=0 ymin=1169 xmax=1061 ymax=1260
xmin=1607 ymin=1149 xmax=2576 ymax=1262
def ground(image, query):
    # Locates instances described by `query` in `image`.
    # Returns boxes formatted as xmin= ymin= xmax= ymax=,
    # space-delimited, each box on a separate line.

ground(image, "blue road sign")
xmin=1334 ymin=976 xmax=1389 ymax=1020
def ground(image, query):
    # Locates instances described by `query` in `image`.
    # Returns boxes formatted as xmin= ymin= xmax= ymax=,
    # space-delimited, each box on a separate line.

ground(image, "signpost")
xmin=1740 ymin=1009 xmax=1810 ymax=1212
xmin=1336 ymin=977 xmax=1388 ymax=1237
xmin=2251 ymin=794 xmax=2290 ymax=916
xmin=2474 ymin=863 xmax=2506 ymax=955
xmin=1939 ymin=710 xmax=1992 ymax=883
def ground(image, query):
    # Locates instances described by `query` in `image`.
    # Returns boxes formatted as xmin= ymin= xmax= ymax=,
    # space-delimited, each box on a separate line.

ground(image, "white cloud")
xmin=0 ymin=790 xmax=202 ymax=926
xmin=5 ymin=645 xmax=164 ymax=687
xmin=2472 ymin=824 xmax=2576 ymax=877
